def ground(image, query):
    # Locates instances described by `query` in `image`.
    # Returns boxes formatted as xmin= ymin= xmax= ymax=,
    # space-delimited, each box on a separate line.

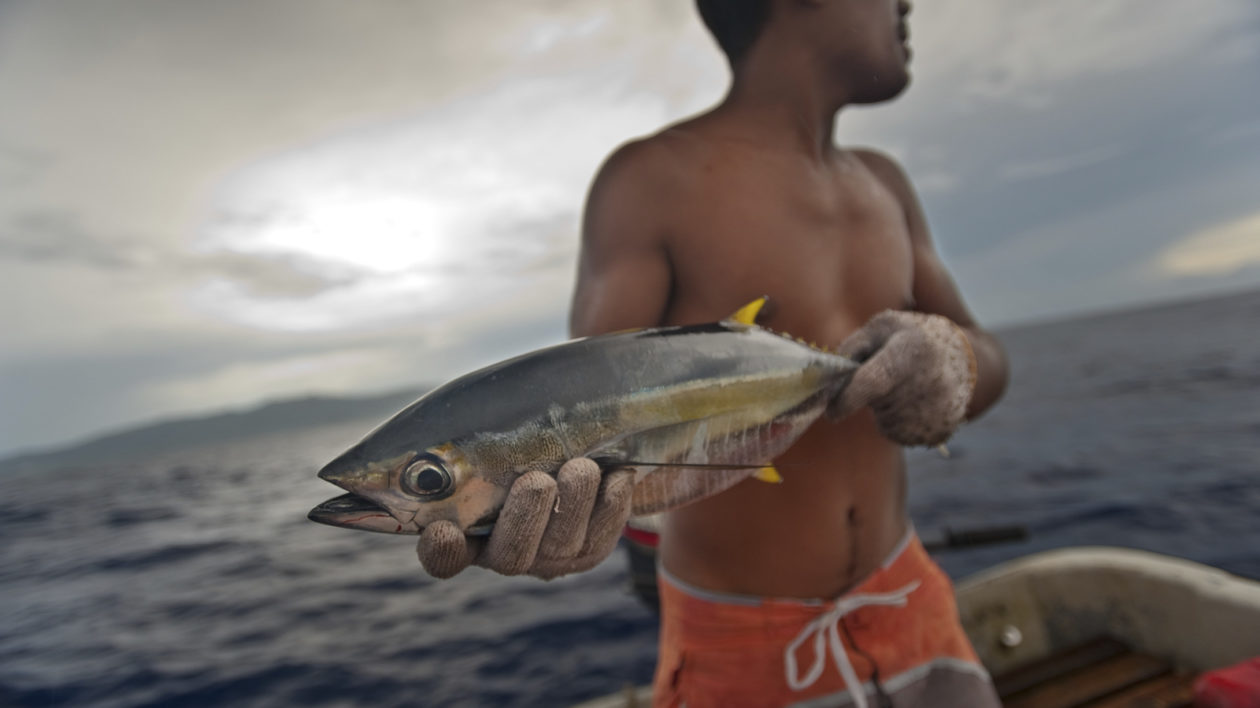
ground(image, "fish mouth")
xmin=308 ymin=493 xmax=418 ymax=535
xmin=309 ymin=494 xmax=494 ymax=537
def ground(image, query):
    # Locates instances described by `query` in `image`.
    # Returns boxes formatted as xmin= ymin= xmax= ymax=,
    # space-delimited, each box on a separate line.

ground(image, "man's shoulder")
xmin=848 ymin=146 xmax=921 ymax=213
xmin=585 ymin=125 xmax=709 ymax=231
xmin=849 ymin=147 xmax=909 ymax=186
xmin=581 ymin=128 xmax=699 ymax=250
xmin=595 ymin=125 xmax=703 ymax=188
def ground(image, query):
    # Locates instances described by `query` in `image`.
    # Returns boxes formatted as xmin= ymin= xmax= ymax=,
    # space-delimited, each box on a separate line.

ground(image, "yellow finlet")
xmin=729 ymin=297 xmax=769 ymax=325
xmin=753 ymin=465 xmax=783 ymax=484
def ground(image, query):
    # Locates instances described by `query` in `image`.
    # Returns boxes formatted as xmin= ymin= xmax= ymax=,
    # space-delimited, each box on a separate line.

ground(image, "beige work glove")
xmin=416 ymin=458 xmax=634 ymax=580
xmin=831 ymin=310 xmax=978 ymax=447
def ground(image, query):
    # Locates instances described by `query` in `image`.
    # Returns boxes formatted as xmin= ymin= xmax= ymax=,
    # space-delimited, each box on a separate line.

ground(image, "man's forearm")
xmin=962 ymin=327 xmax=1009 ymax=419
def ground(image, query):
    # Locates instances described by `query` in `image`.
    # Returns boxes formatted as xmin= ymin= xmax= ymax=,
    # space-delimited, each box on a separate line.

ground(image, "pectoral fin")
xmin=753 ymin=465 xmax=783 ymax=484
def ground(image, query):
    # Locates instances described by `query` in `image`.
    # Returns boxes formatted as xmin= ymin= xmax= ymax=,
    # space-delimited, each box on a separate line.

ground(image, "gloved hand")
xmin=416 ymin=458 xmax=634 ymax=580
xmin=831 ymin=310 xmax=978 ymax=447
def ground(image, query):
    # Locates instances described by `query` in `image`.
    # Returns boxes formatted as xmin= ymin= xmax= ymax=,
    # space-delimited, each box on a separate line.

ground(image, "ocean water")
xmin=3 ymin=290 xmax=1259 ymax=707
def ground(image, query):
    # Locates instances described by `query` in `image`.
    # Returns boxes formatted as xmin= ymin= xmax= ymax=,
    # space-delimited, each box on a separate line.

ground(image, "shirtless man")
xmin=418 ymin=1 xmax=1008 ymax=705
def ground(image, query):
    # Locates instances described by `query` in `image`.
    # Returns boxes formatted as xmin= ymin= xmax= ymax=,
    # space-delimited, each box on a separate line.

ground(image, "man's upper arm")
xmin=856 ymin=148 xmax=1009 ymax=416
xmin=569 ymin=140 xmax=674 ymax=338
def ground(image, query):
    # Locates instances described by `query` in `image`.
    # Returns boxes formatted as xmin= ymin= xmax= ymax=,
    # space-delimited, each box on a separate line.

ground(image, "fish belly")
xmin=620 ymin=392 xmax=830 ymax=514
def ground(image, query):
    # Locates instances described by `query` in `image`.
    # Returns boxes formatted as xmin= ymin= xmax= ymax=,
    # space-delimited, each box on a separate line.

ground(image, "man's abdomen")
xmin=659 ymin=411 xmax=908 ymax=600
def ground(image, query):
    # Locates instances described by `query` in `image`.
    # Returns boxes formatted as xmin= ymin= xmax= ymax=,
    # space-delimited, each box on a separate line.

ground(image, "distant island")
xmin=0 ymin=388 xmax=429 ymax=473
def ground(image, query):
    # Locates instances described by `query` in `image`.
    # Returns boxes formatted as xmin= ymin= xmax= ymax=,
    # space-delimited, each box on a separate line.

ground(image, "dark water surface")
xmin=3 ymin=290 xmax=1259 ymax=706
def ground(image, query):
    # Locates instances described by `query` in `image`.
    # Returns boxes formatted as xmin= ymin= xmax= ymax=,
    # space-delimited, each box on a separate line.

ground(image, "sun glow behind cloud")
xmin=189 ymin=65 xmax=686 ymax=333
xmin=236 ymin=193 xmax=459 ymax=275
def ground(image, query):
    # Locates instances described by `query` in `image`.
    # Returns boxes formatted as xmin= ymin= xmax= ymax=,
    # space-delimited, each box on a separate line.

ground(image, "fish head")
xmin=311 ymin=440 xmax=510 ymax=536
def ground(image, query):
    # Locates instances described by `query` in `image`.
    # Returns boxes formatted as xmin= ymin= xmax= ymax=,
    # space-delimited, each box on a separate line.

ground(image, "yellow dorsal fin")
xmin=753 ymin=465 xmax=783 ymax=484
xmin=728 ymin=297 xmax=769 ymax=325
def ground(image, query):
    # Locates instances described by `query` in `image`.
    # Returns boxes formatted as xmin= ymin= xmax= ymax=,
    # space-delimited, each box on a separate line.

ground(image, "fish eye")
xmin=401 ymin=456 xmax=453 ymax=499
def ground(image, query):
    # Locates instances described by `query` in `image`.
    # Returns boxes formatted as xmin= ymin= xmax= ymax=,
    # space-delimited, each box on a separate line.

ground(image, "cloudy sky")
xmin=1 ymin=0 xmax=1258 ymax=457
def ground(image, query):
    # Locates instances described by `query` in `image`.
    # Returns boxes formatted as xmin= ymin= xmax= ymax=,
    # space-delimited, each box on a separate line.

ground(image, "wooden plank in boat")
xmin=994 ymin=637 xmax=1129 ymax=698
xmin=1085 ymin=671 xmax=1197 ymax=708
xmin=1002 ymin=650 xmax=1171 ymax=708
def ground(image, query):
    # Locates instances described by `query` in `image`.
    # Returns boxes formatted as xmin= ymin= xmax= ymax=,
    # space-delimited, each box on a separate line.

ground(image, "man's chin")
xmin=854 ymin=72 xmax=911 ymax=105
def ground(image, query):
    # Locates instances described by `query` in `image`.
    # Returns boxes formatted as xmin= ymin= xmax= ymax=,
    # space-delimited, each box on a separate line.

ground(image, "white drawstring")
xmin=783 ymin=580 xmax=921 ymax=708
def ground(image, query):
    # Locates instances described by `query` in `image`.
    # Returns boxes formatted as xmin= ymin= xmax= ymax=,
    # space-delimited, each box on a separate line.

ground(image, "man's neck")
xmin=716 ymin=43 xmax=851 ymax=162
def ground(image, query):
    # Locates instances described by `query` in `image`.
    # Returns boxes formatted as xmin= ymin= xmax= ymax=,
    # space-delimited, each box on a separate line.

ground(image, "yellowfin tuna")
xmin=309 ymin=298 xmax=857 ymax=535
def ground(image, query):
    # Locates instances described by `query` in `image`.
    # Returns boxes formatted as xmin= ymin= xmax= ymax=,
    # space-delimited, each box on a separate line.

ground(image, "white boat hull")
xmin=956 ymin=547 xmax=1260 ymax=676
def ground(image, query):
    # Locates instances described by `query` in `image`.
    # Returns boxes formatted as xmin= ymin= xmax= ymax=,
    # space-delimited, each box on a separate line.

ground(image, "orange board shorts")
xmin=652 ymin=530 xmax=1000 ymax=708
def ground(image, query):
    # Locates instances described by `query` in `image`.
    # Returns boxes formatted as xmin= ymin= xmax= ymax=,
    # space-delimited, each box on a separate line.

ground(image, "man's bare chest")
xmin=666 ymin=163 xmax=916 ymax=338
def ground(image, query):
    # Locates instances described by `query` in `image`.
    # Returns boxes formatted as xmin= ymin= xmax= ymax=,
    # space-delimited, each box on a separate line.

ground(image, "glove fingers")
xmin=872 ymin=319 xmax=973 ymax=447
xmin=537 ymin=458 xmax=601 ymax=560
xmin=532 ymin=469 xmax=636 ymax=580
xmin=582 ymin=468 xmax=634 ymax=557
xmin=835 ymin=326 xmax=879 ymax=361
xmin=831 ymin=345 xmax=900 ymax=419
xmin=875 ymin=399 xmax=951 ymax=447
xmin=835 ymin=311 xmax=899 ymax=360
xmin=417 ymin=520 xmax=477 ymax=579
xmin=478 ymin=470 xmax=557 ymax=576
